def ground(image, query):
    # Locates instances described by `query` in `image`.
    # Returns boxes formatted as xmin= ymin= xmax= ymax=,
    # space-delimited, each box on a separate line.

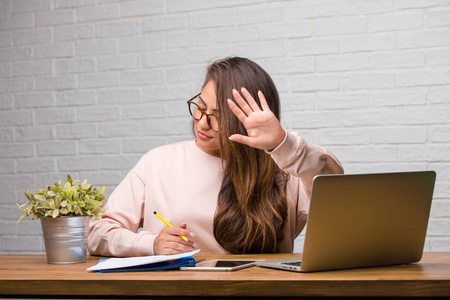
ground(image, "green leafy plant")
xmin=17 ymin=174 xmax=106 ymax=222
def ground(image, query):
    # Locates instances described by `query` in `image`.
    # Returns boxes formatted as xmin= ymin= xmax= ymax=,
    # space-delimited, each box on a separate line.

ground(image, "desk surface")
xmin=1 ymin=252 xmax=450 ymax=299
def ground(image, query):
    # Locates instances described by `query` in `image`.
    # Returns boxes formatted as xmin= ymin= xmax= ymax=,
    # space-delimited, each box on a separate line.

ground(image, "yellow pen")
xmin=153 ymin=211 xmax=189 ymax=242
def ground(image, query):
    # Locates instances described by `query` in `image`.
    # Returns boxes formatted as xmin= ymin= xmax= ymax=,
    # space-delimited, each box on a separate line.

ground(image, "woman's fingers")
xmin=153 ymin=225 xmax=197 ymax=255
xmin=227 ymin=99 xmax=247 ymax=124
xmin=165 ymin=226 xmax=195 ymax=243
xmin=232 ymin=89 xmax=253 ymax=116
xmin=157 ymin=248 xmax=180 ymax=255
xmin=229 ymin=134 xmax=254 ymax=148
xmin=231 ymin=88 xmax=269 ymax=117
xmin=240 ymin=87 xmax=262 ymax=112
xmin=257 ymin=90 xmax=270 ymax=111
xmin=163 ymin=241 xmax=195 ymax=252
xmin=157 ymin=244 xmax=194 ymax=255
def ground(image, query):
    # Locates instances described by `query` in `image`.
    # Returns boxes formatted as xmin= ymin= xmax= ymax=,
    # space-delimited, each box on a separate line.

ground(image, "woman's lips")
xmin=197 ymin=131 xmax=212 ymax=140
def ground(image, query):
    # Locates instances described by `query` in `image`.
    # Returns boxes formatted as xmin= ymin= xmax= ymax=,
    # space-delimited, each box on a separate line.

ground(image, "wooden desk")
xmin=1 ymin=252 xmax=449 ymax=299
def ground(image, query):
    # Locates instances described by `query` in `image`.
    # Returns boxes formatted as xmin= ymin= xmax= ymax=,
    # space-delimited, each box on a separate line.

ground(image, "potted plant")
xmin=17 ymin=174 xmax=106 ymax=264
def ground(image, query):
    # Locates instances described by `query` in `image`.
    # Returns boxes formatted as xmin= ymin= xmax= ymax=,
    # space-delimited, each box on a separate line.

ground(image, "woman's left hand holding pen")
xmin=153 ymin=224 xmax=197 ymax=255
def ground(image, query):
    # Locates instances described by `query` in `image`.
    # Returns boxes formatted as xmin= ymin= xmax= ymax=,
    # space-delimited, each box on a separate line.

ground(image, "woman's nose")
xmin=197 ymin=114 xmax=210 ymax=128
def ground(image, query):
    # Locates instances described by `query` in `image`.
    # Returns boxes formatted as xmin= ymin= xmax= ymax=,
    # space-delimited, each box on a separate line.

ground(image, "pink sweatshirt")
xmin=88 ymin=131 xmax=344 ymax=257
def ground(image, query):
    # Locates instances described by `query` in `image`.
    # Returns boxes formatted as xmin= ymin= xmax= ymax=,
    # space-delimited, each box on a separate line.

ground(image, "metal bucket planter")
xmin=40 ymin=216 xmax=90 ymax=264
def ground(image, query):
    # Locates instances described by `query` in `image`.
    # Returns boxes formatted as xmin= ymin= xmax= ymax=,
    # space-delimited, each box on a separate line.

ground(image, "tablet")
xmin=180 ymin=259 xmax=258 ymax=271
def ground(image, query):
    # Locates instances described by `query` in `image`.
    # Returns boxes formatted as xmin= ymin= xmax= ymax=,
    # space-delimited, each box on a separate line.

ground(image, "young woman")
xmin=88 ymin=57 xmax=343 ymax=256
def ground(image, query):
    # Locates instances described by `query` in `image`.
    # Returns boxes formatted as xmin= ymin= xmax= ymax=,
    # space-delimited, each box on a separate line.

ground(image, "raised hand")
xmin=227 ymin=87 xmax=285 ymax=151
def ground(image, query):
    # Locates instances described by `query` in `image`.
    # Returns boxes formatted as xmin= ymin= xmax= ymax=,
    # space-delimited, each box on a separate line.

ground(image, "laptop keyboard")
xmin=282 ymin=261 xmax=301 ymax=266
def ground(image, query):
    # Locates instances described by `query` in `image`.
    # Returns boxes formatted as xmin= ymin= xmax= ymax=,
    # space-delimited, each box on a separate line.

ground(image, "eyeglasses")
xmin=187 ymin=93 xmax=219 ymax=132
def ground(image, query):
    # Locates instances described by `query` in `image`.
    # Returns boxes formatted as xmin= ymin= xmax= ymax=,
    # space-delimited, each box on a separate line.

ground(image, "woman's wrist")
xmin=267 ymin=127 xmax=287 ymax=152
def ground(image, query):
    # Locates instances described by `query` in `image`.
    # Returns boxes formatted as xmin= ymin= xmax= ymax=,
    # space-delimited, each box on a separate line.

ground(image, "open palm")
xmin=228 ymin=88 xmax=285 ymax=151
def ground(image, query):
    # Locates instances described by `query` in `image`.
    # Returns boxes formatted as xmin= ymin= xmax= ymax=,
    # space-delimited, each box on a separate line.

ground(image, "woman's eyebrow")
xmin=199 ymin=96 xmax=219 ymax=112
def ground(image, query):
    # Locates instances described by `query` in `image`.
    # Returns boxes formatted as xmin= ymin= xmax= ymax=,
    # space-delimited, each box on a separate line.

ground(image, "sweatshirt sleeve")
xmin=268 ymin=130 xmax=344 ymax=197
xmin=268 ymin=130 xmax=344 ymax=238
xmin=88 ymin=157 xmax=157 ymax=257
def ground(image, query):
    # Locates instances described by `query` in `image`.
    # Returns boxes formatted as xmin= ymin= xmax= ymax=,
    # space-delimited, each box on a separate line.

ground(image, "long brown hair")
xmin=204 ymin=57 xmax=289 ymax=253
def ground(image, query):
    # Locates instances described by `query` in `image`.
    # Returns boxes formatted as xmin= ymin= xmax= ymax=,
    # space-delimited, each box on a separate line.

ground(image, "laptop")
xmin=256 ymin=171 xmax=436 ymax=272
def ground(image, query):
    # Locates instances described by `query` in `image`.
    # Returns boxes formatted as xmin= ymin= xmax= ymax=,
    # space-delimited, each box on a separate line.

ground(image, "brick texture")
xmin=1 ymin=0 xmax=449 ymax=254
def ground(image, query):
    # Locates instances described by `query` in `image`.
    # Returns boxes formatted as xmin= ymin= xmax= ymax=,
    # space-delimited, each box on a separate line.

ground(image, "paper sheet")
xmin=87 ymin=249 xmax=200 ymax=271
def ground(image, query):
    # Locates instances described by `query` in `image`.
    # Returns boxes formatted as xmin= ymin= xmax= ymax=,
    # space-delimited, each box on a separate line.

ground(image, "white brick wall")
xmin=1 ymin=0 xmax=449 ymax=254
